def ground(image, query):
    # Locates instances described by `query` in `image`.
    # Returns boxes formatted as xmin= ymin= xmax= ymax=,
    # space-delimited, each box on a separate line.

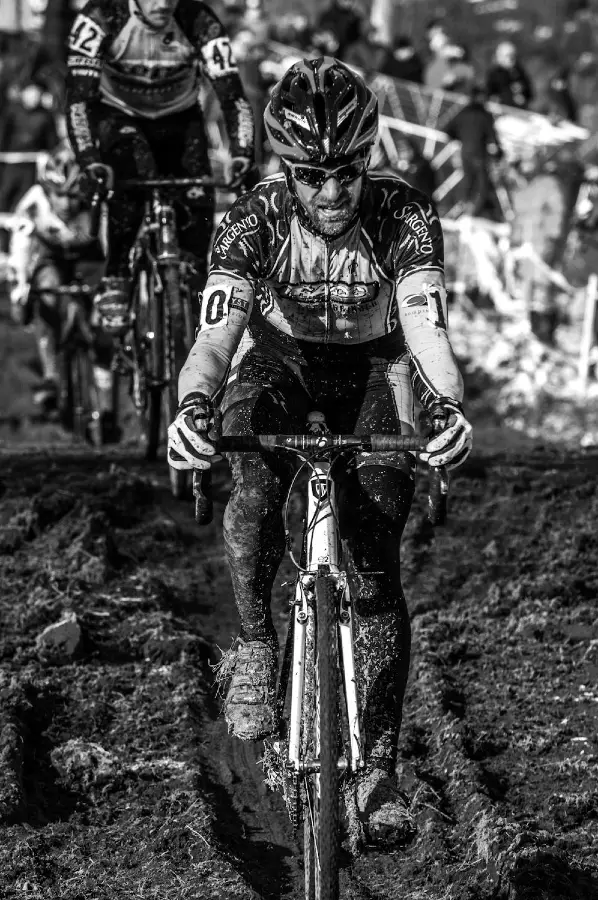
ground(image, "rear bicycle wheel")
xmin=132 ymin=265 xmax=163 ymax=461
xmin=304 ymin=574 xmax=341 ymax=900
xmin=162 ymin=262 xmax=192 ymax=499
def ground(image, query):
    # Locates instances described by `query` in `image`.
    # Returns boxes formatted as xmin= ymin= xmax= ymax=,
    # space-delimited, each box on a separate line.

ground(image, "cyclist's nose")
xmin=318 ymin=177 xmax=343 ymax=201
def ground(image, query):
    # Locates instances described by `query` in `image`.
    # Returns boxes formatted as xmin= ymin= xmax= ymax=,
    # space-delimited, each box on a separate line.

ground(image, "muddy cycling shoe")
xmin=95 ymin=277 xmax=131 ymax=337
xmin=214 ymin=639 xmax=278 ymax=741
xmin=355 ymin=766 xmax=417 ymax=847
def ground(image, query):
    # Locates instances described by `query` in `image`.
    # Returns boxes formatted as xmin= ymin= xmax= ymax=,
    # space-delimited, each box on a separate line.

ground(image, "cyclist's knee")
xmin=227 ymin=451 xmax=287 ymax=506
xmin=222 ymin=379 xmax=299 ymax=437
xmin=344 ymin=460 xmax=414 ymax=530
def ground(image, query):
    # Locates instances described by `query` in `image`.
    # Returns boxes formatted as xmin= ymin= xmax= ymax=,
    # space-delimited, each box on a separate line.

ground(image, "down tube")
xmin=305 ymin=461 xmax=341 ymax=572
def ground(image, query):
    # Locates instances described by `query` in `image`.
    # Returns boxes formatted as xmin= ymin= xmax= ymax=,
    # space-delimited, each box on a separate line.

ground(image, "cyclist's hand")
xmin=228 ymin=156 xmax=255 ymax=190
xmin=167 ymin=394 xmax=216 ymax=471
xmin=420 ymin=399 xmax=473 ymax=470
xmin=79 ymin=163 xmax=114 ymax=202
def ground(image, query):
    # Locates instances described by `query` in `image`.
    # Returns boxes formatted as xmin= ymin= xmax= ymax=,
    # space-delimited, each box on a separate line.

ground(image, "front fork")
xmin=287 ymin=459 xmax=365 ymax=774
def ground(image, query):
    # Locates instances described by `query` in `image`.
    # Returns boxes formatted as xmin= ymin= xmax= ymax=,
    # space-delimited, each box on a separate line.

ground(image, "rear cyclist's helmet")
xmin=264 ymin=56 xmax=379 ymax=163
xmin=37 ymin=141 xmax=81 ymax=195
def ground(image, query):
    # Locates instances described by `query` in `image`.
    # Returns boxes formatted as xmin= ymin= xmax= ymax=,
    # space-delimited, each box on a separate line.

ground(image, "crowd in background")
xmin=1 ymin=0 xmax=598 ymax=229
xmin=264 ymin=0 xmax=597 ymax=125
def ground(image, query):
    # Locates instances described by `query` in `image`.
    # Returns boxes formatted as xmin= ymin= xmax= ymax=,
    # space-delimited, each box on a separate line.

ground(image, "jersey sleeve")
xmin=178 ymin=273 xmax=253 ymax=403
xmin=178 ymin=195 xmax=266 ymax=402
xmin=392 ymin=196 xmax=464 ymax=408
xmin=65 ymin=0 xmax=110 ymax=167
xmin=183 ymin=1 xmax=254 ymax=159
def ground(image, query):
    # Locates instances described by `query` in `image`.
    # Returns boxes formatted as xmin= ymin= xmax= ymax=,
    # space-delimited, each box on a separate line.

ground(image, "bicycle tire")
xmin=162 ymin=263 xmax=190 ymax=498
xmin=304 ymin=574 xmax=340 ymax=900
xmin=132 ymin=265 xmax=163 ymax=461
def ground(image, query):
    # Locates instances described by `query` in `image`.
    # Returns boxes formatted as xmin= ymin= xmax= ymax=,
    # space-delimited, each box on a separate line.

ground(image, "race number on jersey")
xmin=201 ymin=37 xmax=236 ymax=79
xmin=68 ymin=14 xmax=105 ymax=58
xmin=199 ymin=283 xmax=232 ymax=331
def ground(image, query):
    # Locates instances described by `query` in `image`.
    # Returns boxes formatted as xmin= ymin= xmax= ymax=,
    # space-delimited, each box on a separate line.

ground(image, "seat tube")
xmin=156 ymin=193 xmax=179 ymax=263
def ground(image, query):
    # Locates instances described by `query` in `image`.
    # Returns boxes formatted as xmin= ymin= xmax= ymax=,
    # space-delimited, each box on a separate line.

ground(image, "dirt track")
xmin=0 ymin=308 xmax=597 ymax=898
xmin=0 ymin=437 xmax=596 ymax=899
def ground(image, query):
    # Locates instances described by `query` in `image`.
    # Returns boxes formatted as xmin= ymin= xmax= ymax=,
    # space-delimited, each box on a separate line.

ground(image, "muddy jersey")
xmin=179 ymin=173 xmax=463 ymax=413
xmin=66 ymin=0 xmax=254 ymax=165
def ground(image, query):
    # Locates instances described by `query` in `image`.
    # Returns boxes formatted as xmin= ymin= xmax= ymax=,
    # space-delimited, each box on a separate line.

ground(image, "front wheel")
xmin=304 ymin=574 xmax=340 ymax=900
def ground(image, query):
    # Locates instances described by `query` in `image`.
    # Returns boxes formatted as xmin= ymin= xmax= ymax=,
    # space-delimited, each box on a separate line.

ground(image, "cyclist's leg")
xmin=94 ymin=106 xmax=158 ymax=333
xmin=330 ymin=361 xmax=415 ymax=756
xmin=72 ymin=252 xmax=119 ymax=437
xmin=218 ymin=349 xmax=310 ymax=739
xmin=32 ymin=257 xmax=65 ymax=411
xmin=330 ymin=360 xmax=417 ymax=842
xmin=222 ymin=350 xmax=309 ymax=645
xmin=152 ymin=108 xmax=214 ymax=287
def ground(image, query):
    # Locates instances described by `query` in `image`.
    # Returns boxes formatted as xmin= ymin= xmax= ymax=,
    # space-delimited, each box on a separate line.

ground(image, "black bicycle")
xmin=111 ymin=176 xmax=225 ymax=497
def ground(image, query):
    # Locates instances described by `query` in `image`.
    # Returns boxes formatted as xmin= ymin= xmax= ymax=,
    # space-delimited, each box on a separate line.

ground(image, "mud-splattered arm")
xmin=65 ymin=0 xmax=111 ymax=167
xmin=392 ymin=196 xmax=463 ymax=408
xmin=178 ymin=272 xmax=254 ymax=403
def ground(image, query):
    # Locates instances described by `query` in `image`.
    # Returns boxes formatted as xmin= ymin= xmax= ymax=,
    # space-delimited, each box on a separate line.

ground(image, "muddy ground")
xmin=0 ymin=304 xmax=597 ymax=900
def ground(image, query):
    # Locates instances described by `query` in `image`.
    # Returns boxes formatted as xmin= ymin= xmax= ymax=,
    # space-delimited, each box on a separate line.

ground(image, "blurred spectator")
xmin=444 ymin=84 xmax=504 ymax=218
xmin=0 ymin=31 xmax=60 ymax=232
xmin=563 ymin=0 xmax=596 ymax=59
xmin=513 ymin=145 xmax=584 ymax=344
xmin=534 ymin=64 xmax=578 ymax=122
xmin=441 ymin=44 xmax=475 ymax=94
xmin=268 ymin=13 xmax=312 ymax=50
xmin=370 ymin=134 xmax=436 ymax=199
xmin=344 ymin=24 xmax=389 ymax=76
xmin=231 ymin=24 xmax=271 ymax=166
xmin=485 ymin=42 xmax=533 ymax=109
xmin=423 ymin=21 xmax=453 ymax=90
xmin=313 ymin=0 xmax=363 ymax=61
xmin=381 ymin=36 xmax=423 ymax=84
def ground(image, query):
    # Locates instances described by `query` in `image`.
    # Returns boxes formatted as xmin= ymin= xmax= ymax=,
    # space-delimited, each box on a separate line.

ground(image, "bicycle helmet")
xmin=264 ymin=56 xmax=379 ymax=163
xmin=37 ymin=141 xmax=81 ymax=195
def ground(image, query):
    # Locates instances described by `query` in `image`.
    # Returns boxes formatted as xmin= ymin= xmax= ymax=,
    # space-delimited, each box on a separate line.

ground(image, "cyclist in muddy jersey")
xmin=168 ymin=58 xmax=473 ymax=845
xmin=65 ymin=0 xmax=255 ymax=334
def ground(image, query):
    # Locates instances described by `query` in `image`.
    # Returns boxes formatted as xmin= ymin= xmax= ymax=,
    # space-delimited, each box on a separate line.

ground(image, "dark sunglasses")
xmin=289 ymin=158 xmax=367 ymax=188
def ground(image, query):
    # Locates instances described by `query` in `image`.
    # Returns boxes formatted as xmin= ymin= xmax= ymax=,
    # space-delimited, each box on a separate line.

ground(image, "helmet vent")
xmin=313 ymin=92 xmax=328 ymax=140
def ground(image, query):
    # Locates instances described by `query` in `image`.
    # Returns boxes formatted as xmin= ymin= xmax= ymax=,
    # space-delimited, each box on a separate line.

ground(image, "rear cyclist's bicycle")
xmin=28 ymin=280 xmax=115 ymax=446
xmin=193 ymin=412 xmax=448 ymax=900
xmin=112 ymin=176 xmax=219 ymax=496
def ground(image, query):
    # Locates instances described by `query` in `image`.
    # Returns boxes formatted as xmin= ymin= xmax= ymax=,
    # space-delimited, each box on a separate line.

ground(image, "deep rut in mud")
xmin=0 ymin=443 xmax=597 ymax=899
